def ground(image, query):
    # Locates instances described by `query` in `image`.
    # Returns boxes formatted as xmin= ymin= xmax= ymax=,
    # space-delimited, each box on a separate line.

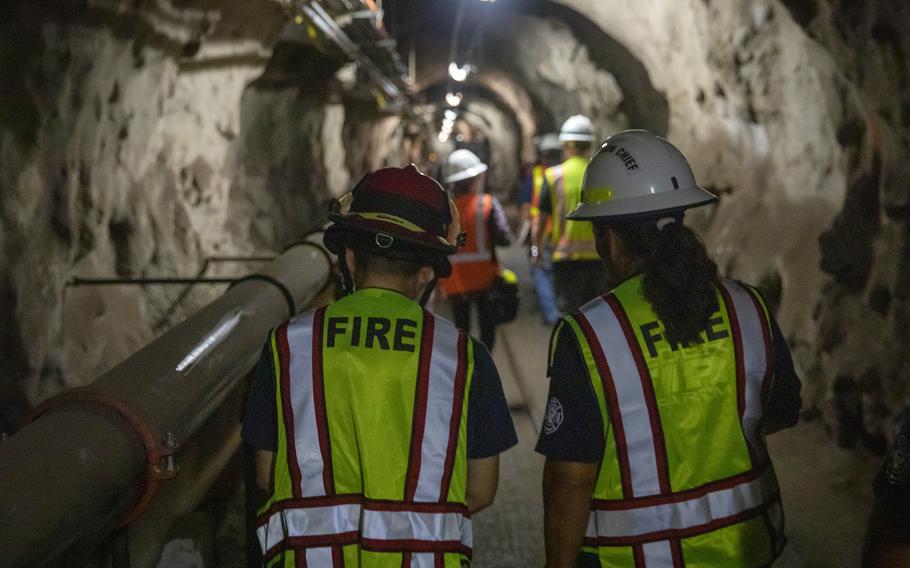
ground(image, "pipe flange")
xmin=24 ymin=389 xmax=179 ymax=527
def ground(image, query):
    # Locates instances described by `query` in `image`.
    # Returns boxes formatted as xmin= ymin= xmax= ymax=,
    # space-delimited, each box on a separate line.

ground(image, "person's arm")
xmin=256 ymin=450 xmax=276 ymax=492
xmin=543 ymin=460 xmax=599 ymax=568
xmin=531 ymin=178 xmax=552 ymax=265
xmin=536 ymin=322 xmax=604 ymax=566
xmin=489 ymin=197 xmax=513 ymax=247
xmin=242 ymin=339 xmax=280 ymax=493
xmin=466 ymin=339 xmax=518 ymax=511
xmin=763 ymin=316 xmax=802 ymax=435
xmin=467 ymin=455 xmax=500 ymax=513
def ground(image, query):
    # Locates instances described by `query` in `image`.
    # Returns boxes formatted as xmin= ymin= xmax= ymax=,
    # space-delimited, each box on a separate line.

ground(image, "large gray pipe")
xmin=0 ymin=242 xmax=332 ymax=567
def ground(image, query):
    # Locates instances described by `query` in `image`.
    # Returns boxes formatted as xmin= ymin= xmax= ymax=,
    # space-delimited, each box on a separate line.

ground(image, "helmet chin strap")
xmin=338 ymin=248 xmax=356 ymax=296
xmin=418 ymin=277 xmax=438 ymax=307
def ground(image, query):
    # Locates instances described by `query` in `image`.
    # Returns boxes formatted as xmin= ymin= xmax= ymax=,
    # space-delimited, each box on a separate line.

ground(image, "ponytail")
xmin=612 ymin=218 xmax=719 ymax=346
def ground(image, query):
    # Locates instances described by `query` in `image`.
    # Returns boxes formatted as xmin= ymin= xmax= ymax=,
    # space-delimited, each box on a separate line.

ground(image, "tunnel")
xmin=1 ymin=0 xmax=909 ymax=566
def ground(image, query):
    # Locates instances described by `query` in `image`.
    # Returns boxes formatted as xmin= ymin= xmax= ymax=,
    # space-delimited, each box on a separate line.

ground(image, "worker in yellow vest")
xmin=242 ymin=165 xmax=517 ymax=567
xmin=532 ymin=115 xmax=609 ymax=313
xmin=439 ymin=149 xmax=513 ymax=350
xmin=520 ymin=133 xmax=562 ymax=325
xmin=536 ymin=130 xmax=801 ymax=567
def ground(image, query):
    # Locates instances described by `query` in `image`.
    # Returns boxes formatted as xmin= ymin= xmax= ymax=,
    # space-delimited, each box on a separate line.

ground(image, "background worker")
xmin=439 ymin=149 xmax=513 ymax=350
xmin=863 ymin=411 xmax=910 ymax=567
xmin=243 ymin=165 xmax=517 ymax=566
xmin=536 ymin=130 xmax=801 ymax=567
xmin=519 ymin=133 xmax=563 ymax=325
xmin=532 ymin=114 xmax=608 ymax=313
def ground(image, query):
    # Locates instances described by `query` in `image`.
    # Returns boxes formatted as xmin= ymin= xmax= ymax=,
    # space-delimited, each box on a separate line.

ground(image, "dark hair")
xmin=609 ymin=219 xmax=720 ymax=346
xmin=352 ymin=248 xmax=423 ymax=282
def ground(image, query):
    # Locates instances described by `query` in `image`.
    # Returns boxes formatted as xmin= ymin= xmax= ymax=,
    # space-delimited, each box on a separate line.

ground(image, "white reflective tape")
xmin=306 ymin=547 xmax=334 ymax=565
xmin=591 ymin=468 xmax=778 ymax=539
xmin=581 ymin=299 xmax=662 ymax=497
xmin=414 ymin=316 xmax=461 ymax=501
xmin=449 ymin=250 xmax=494 ymax=264
xmin=411 ymin=553 xmax=436 ymax=568
xmin=722 ymin=281 xmax=770 ymax=463
xmin=642 ymin=540 xmax=674 ymax=567
xmin=257 ymin=503 xmax=361 ymax=555
xmin=362 ymin=509 xmax=469 ymax=545
xmin=257 ymin=512 xmax=285 ymax=555
xmin=287 ymin=311 xmax=328 ymax=497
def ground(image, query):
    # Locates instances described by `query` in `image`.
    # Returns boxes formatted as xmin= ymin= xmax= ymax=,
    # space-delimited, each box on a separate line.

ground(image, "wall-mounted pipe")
xmin=0 ymin=241 xmax=332 ymax=567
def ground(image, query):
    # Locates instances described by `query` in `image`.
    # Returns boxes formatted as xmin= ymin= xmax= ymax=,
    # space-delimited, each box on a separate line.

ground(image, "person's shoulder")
xmin=467 ymin=335 xmax=495 ymax=366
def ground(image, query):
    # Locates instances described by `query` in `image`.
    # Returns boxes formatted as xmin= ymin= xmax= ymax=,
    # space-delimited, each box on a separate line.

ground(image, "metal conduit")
xmin=0 ymin=240 xmax=333 ymax=567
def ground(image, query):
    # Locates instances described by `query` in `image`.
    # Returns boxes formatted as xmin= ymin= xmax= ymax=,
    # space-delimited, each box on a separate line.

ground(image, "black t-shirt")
xmin=535 ymin=308 xmax=803 ymax=461
xmin=873 ymin=412 xmax=910 ymax=538
xmin=242 ymin=333 xmax=517 ymax=460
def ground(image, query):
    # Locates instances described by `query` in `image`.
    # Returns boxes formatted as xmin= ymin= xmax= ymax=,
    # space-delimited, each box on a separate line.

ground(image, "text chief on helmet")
xmin=569 ymin=129 xmax=718 ymax=223
xmin=323 ymin=164 xmax=463 ymax=303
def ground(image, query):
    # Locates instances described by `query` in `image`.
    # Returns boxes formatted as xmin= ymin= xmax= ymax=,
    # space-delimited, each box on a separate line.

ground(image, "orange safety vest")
xmin=440 ymin=193 xmax=500 ymax=296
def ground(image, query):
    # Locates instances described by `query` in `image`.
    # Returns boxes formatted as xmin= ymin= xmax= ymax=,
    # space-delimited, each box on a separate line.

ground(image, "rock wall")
xmin=0 ymin=1 xmax=281 ymax=429
xmin=553 ymin=0 xmax=910 ymax=445
xmin=0 ymin=2 xmax=408 ymax=429
xmin=484 ymin=13 xmax=628 ymax=139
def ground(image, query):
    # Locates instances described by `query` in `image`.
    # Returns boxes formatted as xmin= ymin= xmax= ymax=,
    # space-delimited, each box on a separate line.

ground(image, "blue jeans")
xmin=531 ymin=263 xmax=560 ymax=325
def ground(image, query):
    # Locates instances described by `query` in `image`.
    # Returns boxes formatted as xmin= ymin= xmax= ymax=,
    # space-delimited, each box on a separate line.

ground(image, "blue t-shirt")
xmin=242 ymin=332 xmax=517 ymax=460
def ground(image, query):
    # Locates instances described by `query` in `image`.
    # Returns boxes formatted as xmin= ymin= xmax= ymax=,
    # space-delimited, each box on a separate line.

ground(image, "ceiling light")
xmin=444 ymin=109 xmax=458 ymax=120
xmin=448 ymin=62 xmax=469 ymax=82
xmin=446 ymin=92 xmax=463 ymax=107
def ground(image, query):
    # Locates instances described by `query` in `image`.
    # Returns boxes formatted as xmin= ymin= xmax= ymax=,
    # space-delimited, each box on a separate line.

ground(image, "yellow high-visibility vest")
xmin=559 ymin=275 xmax=785 ymax=567
xmin=258 ymin=288 xmax=475 ymax=567
xmin=545 ymin=156 xmax=598 ymax=262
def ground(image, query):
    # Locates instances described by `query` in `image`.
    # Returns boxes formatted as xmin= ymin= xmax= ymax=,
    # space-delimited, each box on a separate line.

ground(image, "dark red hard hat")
xmin=323 ymin=165 xmax=460 ymax=275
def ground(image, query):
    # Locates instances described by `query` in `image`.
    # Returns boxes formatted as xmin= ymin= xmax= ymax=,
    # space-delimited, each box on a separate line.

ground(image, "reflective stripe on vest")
xmin=259 ymin=293 xmax=473 ymax=566
xmin=546 ymin=158 xmax=598 ymax=262
xmin=257 ymin=499 xmax=472 ymax=559
xmin=570 ymin=279 xmax=783 ymax=565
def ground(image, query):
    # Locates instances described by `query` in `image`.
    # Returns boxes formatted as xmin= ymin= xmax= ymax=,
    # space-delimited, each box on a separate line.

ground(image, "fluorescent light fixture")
xmin=448 ymin=62 xmax=469 ymax=82
xmin=446 ymin=92 xmax=463 ymax=107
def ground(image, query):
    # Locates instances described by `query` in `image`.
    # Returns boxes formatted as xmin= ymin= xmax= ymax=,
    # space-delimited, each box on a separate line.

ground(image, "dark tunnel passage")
xmin=2 ymin=0 xmax=910 ymax=566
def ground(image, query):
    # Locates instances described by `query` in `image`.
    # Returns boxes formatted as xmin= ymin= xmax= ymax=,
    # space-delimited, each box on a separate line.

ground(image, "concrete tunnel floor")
xmin=434 ymin=242 xmax=880 ymax=568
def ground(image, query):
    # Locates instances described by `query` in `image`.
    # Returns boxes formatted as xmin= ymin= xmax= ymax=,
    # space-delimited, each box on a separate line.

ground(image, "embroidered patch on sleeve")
xmin=543 ymin=397 xmax=564 ymax=435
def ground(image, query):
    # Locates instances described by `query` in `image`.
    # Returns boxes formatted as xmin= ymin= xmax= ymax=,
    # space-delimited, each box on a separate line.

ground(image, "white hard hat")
xmin=558 ymin=115 xmax=596 ymax=142
xmin=443 ymin=149 xmax=488 ymax=183
xmin=536 ymin=133 xmax=562 ymax=152
xmin=568 ymin=129 xmax=717 ymax=221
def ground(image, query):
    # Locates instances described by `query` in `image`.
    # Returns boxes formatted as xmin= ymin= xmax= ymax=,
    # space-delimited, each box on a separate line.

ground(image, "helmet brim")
xmin=327 ymin=214 xmax=456 ymax=254
xmin=567 ymin=184 xmax=718 ymax=221
xmin=558 ymin=133 xmax=596 ymax=142
xmin=444 ymin=162 xmax=488 ymax=184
